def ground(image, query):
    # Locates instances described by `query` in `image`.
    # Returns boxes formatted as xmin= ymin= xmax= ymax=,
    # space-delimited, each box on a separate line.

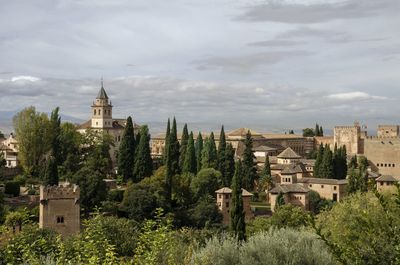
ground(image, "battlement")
xmin=40 ymin=184 xmax=80 ymax=200
xmin=365 ymin=136 xmax=400 ymax=141
xmin=334 ymin=126 xmax=359 ymax=130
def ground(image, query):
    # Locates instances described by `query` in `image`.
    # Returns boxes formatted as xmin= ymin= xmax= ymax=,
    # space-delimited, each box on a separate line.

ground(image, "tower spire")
xmin=101 ymin=76 xmax=104 ymax=88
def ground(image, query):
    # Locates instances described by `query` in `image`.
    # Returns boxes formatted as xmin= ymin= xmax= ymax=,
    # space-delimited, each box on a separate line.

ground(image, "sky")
xmin=0 ymin=0 xmax=399 ymax=134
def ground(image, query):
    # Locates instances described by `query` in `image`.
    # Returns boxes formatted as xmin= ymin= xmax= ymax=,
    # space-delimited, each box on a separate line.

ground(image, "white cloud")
xmin=11 ymin=76 xmax=41 ymax=82
xmin=326 ymin=91 xmax=387 ymax=101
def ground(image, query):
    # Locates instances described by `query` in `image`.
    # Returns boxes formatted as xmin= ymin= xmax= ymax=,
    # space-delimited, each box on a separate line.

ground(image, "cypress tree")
xmin=45 ymin=107 xmax=61 ymax=185
xmin=201 ymin=132 xmax=217 ymax=169
xmin=133 ymin=125 xmax=153 ymax=181
xmin=118 ymin=116 xmax=135 ymax=181
xmin=260 ymin=155 xmax=273 ymax=191
xmin=321 ymin=144 xmax=333 ymax=178
xmin=195 ymin=132 xmax=203 ymax=172
xmin=333 ymin=143 xmax=338 ymax=178
xmin=163 ymin=118 xmax=170 ymax=164
xmin=217 ymin=125 xmax=227 ymax=177
xmin=319 ymin=126 xmax=324 ymax=136
xmin=230 ymin=160 xmax=246 ymax=241
xmin=165 ymin=117 xmax=180 ymax=203
xmin=242 ymin=130 xmax=257 ymax=190
xmin=182 ymin=131 xmax=196 ymax=174
xmin=223 ymin=143 xmax=235 ymax=186
xmin=179 ymin=123 xmax=189 ymax=169
xmin=134 ymin=130 xmax=141 ymax=163
xmin=341 ymin=145 xmax=348 ymax=178
xmin=349 ymin=155 xmax=358 ymax=169
xmin=275 ymin=192 xmax=286 ymax=210
xmin=314 ymin=143 xmax=324 ymax=177
xmin=315 ymin=123 xmax=320 ymax=137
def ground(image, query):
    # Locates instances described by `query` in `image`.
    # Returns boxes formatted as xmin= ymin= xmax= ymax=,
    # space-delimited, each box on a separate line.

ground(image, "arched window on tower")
xmin=99 ymin=109 xmax=101 ymax=115
xmin=94 ymin=109 xmax=96 ymax=115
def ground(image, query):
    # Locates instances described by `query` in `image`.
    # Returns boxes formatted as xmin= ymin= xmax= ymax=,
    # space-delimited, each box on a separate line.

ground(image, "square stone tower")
xmin=39 ymin=185 xmax=80 ymax=237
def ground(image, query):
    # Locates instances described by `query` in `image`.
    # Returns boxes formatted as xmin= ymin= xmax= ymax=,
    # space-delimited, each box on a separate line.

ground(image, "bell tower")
xmin=91 ymin=79 xmax=113 ymax=128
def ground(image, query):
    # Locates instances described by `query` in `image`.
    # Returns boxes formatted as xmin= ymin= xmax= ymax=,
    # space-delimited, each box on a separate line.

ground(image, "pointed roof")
xmin=269 ymin=184 xmax=309 ymax=194
xmin=277 ymin=147 xmax=301 ymax=159
xmin=97 ymin=80 xmax=109 ymax=99
xmin=227 ymin=128 xmax=262 ymax=137
xmin=215 ymin=187 xmax=254 ymax=197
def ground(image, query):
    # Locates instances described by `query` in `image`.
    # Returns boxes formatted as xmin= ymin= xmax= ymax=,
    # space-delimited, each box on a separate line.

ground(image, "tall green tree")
xmin=242 ymin=130 xmax=257 ymax=190
xmin=133 ymin=125 xmax=153 ymax=182
xmin=302 ymin=128 xmax=315 ymax=137
xmin=320 ymin=144 xmax=334 ymax=178
xmin=222 ymin=143 xmax=235 ymax=187
xmin=259 ymin=155 xmax=273 ymax=191
xmin=165 ymin=117 xmax=180 ymax=204
xmin=314 ymin=144 xmax=324 ymax=177
xmin=179 ymin=123 xmax=189 ymax=169
xmin=13 ymin=107 xmax=51 ymax=178
xmin=42 ymin=107 xmax=62 ymax=185
xmin=118 ymin=116 xmax=135 ymax=181
xmin=217 ymin=125 xmax=227 ymax=175
xmin=230 ymin=160 xmax=246 ymax=241
xmin=58 ymin=122 xmax=82 ymax=180
xmin=315 ymin=124 xmax=320 ymax=137
xmin=182 ymin=132 xmax=196 ymax=174
xmin=319 ymin=126 xmax=324 ymax=136
xmin=275 ymin=192 xmax=286 ymax=210
xmin=201 ymin=133 xmax=217 ymax=170
xmin=195 ymin=132 xmax=203 ymax=172
xmin=163 ymin=118 xmax=170 ymax=164
xmin=349 ymin=155 xmax=358 ymax=169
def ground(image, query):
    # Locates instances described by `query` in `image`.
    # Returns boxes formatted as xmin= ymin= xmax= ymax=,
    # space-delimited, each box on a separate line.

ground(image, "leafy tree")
xmin=118 ymin=116 xmax=135 ymax=181
xmin=347 ymin=166 xmax=367 ymax=194
xmin=43 ymin=156 xmax=58 ymax=186
xmin=195 ymin=132 xmax=203 ymax=172
xmin=242 ymin=130 xmax=257 ymax=191
xmin=58 ymin=122 xmax=82 ymax=180
xmin=120 ymin=167 xmax=166 ymax=221
xmin=271 ymin=204 xmax=311 ymax=229
xmin=182 ymin=131 xmax=196 ymax=174
xmin=288 ymin=130 xmax=294 ymax=134
xmin=165 ymin=118 xmax=180 ymax=204
xmin=189 ymin=195 xmax=222 ymax=228
xmin=0 ymin=130 xmax=4 ymax=138
xmin=13 ymin=106 xmax=51 ymax=177
xmin=191 ymin=168 xmax=222 ymax=201
xmin=179 ymin=123 xmax=189 ymax=169
xmin=333 ymin=145 xmax=347 ymax=180
xmin=308 ymin=190 xmax=334 ymax=214
xmin=201 ymin=133 xmax=218 ymax=169
xmin=359 ymin=156 xmax=369 ymax=171
xmin=317 ymin=192 xmax=400 ymax=264
xmin=302 ymin=128 xmax=315 ymax=137
xmin=133 ymin=125 xmax=153 ymax=181
xmin=222 ymin=143 xmax=235 ymax=187
xmin=230 ymin=161 xmax=246 ymax=241
xmin=0 ymin=151 xmax=7 ymax=177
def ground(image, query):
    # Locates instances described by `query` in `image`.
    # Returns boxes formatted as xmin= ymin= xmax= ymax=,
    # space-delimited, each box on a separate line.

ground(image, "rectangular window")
xmin=218 ymin=194 xmax=222 ymax=199
xmin=225 ymin=194 xmax=229 ymax=199
xmin=226 ymin=202 xmax=229 ymax=208
xmin=321 ymin=185 xmax=324 ymax=188
xmin=334 ymin=186 xmax=337 ymax=191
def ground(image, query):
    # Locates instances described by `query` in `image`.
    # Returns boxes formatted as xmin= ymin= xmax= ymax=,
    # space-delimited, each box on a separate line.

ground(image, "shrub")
xmin=191 ymin=228 xmax=337 ymax=265
xmin=5 ymin=181 xmax=20 ymax=197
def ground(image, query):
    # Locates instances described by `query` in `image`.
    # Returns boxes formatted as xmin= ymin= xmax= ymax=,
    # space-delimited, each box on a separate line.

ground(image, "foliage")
xmin=165 ymin=117 xmax=180 ymax=204
xmin=302 ymin=128 xmax=315 ymax=137
xmin=309 ymin=190 xmax=334 ymax=214
xmin=133 ymin=125 xmax=153 ymax=181
xmin=258 ymin=155 xmax=273 ymax=192
xmin=4 ymin=180 xmax=20 ymax=197
xmin=13 ymin=107 xmax=51 ymax=178
xmin=188 ymin=195 xmax=222 ymax=228
xmin=314 ymin=144 xmax=347 ymax=179
xmin=269 ymin=204 xmax=312 ymax=229
xmin=229 ymin=161 xmax=246 ymax=241
xmin=201 ymin=133 xmax=217 ymax=170
xmin=191 ymin=168 xmax=222 ymax=201
xmin=182 ymin=132 xmax=197 ymax=174
xmin=120 ymin=167 xmax=166 ymax=221
xmin=217 ymin=126 xmax=227 ymax=182
xmin=195 ymin=132 xmax=203 ymax=174
xmin=275 ymin=192 xmax=285 ymax=210
xmin=346 ymin=166 xmax=367 ymax=194
xmin=222 ymin=143 xmax=235 ymax=187
xmin=179 ymin=123 xmax=189 ymax=169
xmin=241 ymin=130 xmax=257 ymax=191
xmin=118 ymin=116 xmax=136 ymax=182
xmin=316 ymin=192 xmax=400 ymax=264
xmin=192 ymin=228 xmax=337 ymax=265
xmin=58 ymin=122 xmax=82 ymax=180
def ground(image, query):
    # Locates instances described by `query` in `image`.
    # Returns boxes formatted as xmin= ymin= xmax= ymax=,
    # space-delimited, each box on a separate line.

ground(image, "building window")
xmin=225 ymin=202 xmax=229 ymax=208
xmin=225 ymin=194 xmax=229 ymax=199
xmin=309 ymin=184 xmax=312 ymax=187
xmin=321 ymin=185 xmax=324 ymax=188
xmin=118 ymin=136 xmax=121 ymax=142
xmin=94 ymin=109 xmax=96 ymax=115
xmin=96 ymin=122 xmax=98 ymax=125
xmin=393 ymin=164 xmax=395 ymax=167
xmin=218 ymin=194 xmax=222 ymax=199
xmin=56 ymin=216 xmax=64 ymax=224
xmin=334 ymin=186 xmax=337 ymax=191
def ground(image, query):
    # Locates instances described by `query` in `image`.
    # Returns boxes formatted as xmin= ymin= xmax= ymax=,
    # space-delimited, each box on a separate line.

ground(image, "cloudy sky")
xmin=0 ymin=0 xmax=399 ymax=133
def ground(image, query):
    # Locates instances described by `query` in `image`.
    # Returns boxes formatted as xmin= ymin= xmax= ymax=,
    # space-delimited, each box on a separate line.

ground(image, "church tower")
xmin=91 ymin=80 xmax=113 ymax=128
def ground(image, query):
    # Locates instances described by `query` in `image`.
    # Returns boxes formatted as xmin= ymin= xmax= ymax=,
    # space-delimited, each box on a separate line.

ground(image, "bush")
xmin=5 ymin=181 xmax=20 ymax=197
xmin=191 ymin=228 xmax=337 ymax=265
xmin=108 ymin=189 xmax=124 ymax=202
